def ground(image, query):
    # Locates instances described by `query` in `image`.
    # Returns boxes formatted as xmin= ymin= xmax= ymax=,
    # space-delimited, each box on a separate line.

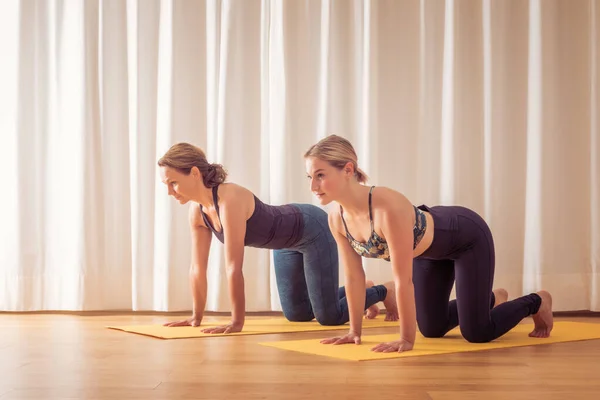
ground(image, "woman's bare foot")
xmin=364 ymin=280 xmax=379 ymax=319
xmin=529 ymin=290 xmax=553 ymax=338
xmin=382 ymin=281 xmax=399 ymax=321
xmin=492 ymin=288 xmax=508 ymax=308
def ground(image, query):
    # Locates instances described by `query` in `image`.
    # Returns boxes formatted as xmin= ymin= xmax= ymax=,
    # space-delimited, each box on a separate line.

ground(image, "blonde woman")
xmin=157 ymin=142 xmax=398 ymax=334
xmin=303 ymin=134 xmax=553 ymax=352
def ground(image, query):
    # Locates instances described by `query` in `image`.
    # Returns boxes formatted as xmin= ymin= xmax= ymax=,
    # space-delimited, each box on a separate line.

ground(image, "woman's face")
xmin=305 ymin=157 xmax=352 ymax=205
xmin=159 ymin=166 xmax=201 ymax=204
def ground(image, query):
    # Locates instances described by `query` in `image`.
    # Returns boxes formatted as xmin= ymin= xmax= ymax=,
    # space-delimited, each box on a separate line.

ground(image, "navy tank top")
xmin=199 ymin=185 xmax=304 ymax=249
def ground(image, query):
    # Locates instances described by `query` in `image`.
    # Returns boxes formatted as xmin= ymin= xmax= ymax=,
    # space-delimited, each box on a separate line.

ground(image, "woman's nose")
xmin=310 ymin=179 xmax=319 ymax=192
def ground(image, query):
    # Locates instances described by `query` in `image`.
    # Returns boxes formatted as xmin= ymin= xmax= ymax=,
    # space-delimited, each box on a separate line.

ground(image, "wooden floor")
xmin=1 ymin=313 xmax=600 ymax=400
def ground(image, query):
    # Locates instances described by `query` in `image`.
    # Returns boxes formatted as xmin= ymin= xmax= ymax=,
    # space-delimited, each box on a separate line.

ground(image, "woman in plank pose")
xmin=303 ymin=134 xmax=553 ymax=352
xmin=157 ymin=142 xmax=398 ymax=334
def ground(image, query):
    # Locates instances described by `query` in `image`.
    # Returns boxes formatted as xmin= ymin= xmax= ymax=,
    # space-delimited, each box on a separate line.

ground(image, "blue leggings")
xmin=273 ymin=204 xmax=387 ymax=325
xmin=414 ymin=205 xmax=542 ymax=343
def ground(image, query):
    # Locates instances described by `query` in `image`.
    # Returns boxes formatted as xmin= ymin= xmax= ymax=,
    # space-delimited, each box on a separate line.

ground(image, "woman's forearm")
xmin=190 ymin=266 xmax=208 ymax=320
xmin=347 ymin=269 xmax=366 ymax=335
xmin=397 ymin=280 xmax=417 ymax=343
xmin=227 ymin=268 xmax=246 ymax=326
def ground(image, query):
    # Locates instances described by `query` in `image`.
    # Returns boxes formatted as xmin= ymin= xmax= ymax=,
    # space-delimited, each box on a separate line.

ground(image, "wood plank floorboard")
xmin=1 ymin=314 xmax=599 ymax=399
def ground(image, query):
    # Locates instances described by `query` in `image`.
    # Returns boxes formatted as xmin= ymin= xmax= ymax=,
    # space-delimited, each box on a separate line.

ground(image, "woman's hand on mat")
xmin=200 ymin=322 xmax=243 ymax=334
xmin=163 ymin=316 xmax=202 ymax=327
xmin=371 ymin=339 xmax=414 ymax=353
xmin=319 ymin=331 xmax=361 ymax=345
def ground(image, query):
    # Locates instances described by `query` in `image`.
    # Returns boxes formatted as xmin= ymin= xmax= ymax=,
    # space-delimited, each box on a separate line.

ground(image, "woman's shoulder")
xmin=215 ymin=182 xmax=257 ymax=218
xmin=216 ymin=182 xmax=255 ymax=201
xmin=188 ymin=202 xmax=207 ymax=229
xmin=323 ymin=204 xmax=345 ymax=236
xmin=370 ymin=186 xmax=414 ymax=215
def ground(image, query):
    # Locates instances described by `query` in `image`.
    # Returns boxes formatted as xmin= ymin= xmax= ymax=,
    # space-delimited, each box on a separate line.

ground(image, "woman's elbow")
xmin=226 ymin=264 xmax=243 ymax=277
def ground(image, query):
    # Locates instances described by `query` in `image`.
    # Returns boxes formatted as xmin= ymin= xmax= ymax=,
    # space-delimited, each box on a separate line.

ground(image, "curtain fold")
xmin=0 ymin=0 xmax=598 ymax=312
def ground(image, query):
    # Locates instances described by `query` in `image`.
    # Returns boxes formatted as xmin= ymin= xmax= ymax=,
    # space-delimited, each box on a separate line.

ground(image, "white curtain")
xmin=0 ymin=0 xmax=598 ymax=313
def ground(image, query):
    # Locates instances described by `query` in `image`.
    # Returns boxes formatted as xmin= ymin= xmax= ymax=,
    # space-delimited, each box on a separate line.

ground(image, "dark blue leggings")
xmin=273 ymin=204 xmax=387 ymax=326
xmin=414 ymin=205 xmax=542 ymax=343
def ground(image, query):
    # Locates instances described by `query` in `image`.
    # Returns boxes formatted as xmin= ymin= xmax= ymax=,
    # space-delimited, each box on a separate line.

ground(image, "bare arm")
xmin=164 ymin=203 xmax=212 ymax=327
xmin=379 ymin=195 xmax=417 ymax=347
xmin=189 ymin=204 xmax=213 ymax=321
xmin=212 ymin=190 xmax=248 ymax=330
xmin=321 ymin=211 xmax=365 ymax=345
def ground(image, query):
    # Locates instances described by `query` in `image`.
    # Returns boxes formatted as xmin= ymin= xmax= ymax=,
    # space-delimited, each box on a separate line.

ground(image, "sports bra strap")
xmin=339 ymin=185 xmax=376 ymax=238
xmin=339 ymin=205 xmax=351 ymax=237
xmin=367 ymin=185 xmax=375 ymax=232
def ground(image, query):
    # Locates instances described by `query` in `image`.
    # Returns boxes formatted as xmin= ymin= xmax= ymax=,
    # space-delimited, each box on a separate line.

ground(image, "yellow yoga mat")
xmin=107 ymin=317 xmax=396 ymax=339
xmin=259 ymin=321 xmax=600 ymax=361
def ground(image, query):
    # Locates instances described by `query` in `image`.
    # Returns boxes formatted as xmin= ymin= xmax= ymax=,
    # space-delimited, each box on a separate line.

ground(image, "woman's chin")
xmin=315 ymin=194 xmax=332 ymax=206
xmin=175 ymin=197 xmax=189 ymax=204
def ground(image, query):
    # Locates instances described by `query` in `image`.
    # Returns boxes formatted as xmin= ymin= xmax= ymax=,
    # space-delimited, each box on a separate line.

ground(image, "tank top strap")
xmin=199 ymin=185 xmax=223 ymax=236
xmin=212 ymin=185 xmax=220 ymax=215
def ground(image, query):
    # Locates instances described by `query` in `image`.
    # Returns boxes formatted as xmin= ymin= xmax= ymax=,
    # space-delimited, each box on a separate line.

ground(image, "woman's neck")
xmin=336 ymin=182 xmax=371 ymax=218
xmin=195 ymin=185 xmax=216 ymax=210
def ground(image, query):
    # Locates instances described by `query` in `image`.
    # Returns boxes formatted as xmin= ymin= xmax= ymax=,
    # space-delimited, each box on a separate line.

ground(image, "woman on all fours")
xmin=157 ymin=143 xmax=398 ymax=334
xmin=303 ymin=134 xmax=553 ymax=353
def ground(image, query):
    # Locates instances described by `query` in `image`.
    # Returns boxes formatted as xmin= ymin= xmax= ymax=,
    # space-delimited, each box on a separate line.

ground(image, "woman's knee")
xmin=417 ymin=316 xmax=450 ymax=338
xmin=283 ymin=307 xmax=314 ymax=322
xmin=460 ymin=326 xmax=493 ymax=343
xmin=419 ymin=323 xmax=449 ymax=338
xmin=314 ymin=313 xmax=344 ymax=326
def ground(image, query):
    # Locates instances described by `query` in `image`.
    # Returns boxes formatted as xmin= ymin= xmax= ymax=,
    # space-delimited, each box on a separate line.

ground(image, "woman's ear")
xmin=190 ymin=166 xmax=201 ymax=180
xmin=344 ymin=161 xmax=354 ymax=177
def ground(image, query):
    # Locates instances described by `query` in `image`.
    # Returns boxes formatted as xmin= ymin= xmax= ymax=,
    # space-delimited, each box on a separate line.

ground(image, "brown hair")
xmin=157 ymin=142 xmax=227 ymax=188
xmin=304 ymin=134 xmax=368 ymax=183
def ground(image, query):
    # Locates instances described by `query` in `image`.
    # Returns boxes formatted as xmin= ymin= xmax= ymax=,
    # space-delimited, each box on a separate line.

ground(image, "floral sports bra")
xmin=339 ymin=186 xmax=427 ymax=262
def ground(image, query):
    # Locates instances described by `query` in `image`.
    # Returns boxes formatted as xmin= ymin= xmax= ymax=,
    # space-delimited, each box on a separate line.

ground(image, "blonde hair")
xmin=157 ymin=143 xmax=227 ymax=188
xmin=304 ymin=134 xmax=368 ymax=183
